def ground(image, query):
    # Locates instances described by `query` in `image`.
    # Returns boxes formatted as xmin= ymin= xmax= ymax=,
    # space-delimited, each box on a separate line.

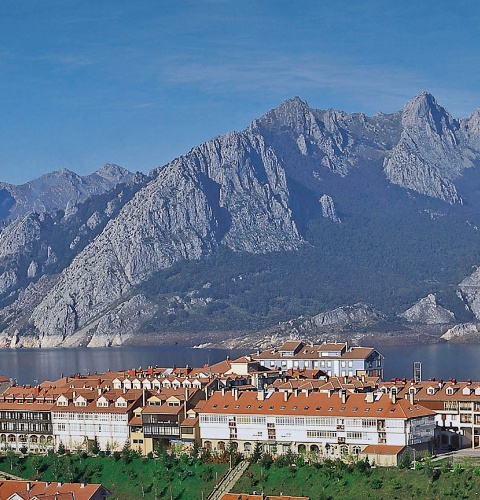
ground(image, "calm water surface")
xmin=0 ymin=346 xmax=249 ymax=385
xmin=1 ymin=343 xmax=480 ymax=385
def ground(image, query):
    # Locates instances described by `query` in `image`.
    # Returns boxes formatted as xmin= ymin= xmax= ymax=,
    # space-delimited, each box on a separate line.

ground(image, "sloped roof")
xmin=0 ymin=481 xmax=109 ymax=500
xmin=201 ymin=390 xmax=435 ymax=419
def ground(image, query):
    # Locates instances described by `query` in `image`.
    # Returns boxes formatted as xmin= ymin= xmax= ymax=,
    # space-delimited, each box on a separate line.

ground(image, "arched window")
xmin=340 ymin=445 xmax=348 ymax=455
xmin=310 ymin=444 xmax=319 ymax=453
xmin=244 ymin=442 xmax=252 ymax=452
xmin=46 ymin=436 xmax=54 ymax=445
xmin=8 ymin=434 xmax=15 ymax=442
xmin=0 ymin=434 xmax=6 ymax=442
xmin=218 ymin=441 xmax=225 ymax=451
xmin=30 ymin=435 xmax=38 ymax=443
xmin=353 ymin=446 xmax=361 ymax=455
xmin=204 ymin=441 xmax=212 ymax=450
xmin=19 ymin=435 xmax=27 ymax=443
xmin=298 ymin=444 xmax=306 ymax=454
xmin=39 ymin=436 xmax=46 ymax=444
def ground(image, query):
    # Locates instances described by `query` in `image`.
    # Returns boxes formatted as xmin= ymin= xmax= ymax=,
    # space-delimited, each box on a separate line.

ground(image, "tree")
xmin=6 ymin=448 xmax=18 ymax=471
xmin=250 ymin=442 xmax=262 ymax=463
xmin=30 ymin=454 xmax=44 ymax=479
xmin=89 ymin=437 xmax=100 ymax=455
xmin=191 ymin=441 xmax=200 ymax=461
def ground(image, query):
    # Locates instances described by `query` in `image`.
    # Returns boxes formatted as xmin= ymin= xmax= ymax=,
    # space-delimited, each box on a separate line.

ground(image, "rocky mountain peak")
xmin=400 ymin=294 xmax=455 ymax=324
xmin=402 ymin=91 xmax=459 ymax=141
xmin=250 ymin=96 xmax=313 ymax=137
xmin=95 ymin=163 xmax=132 ymax=182
xmin=383 ymin=92 xmax=471 ymax=203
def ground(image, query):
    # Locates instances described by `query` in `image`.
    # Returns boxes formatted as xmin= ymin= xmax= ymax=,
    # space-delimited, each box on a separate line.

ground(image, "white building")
xmin=52 ymin=388 xmax=143 ymax=451
xmin=199 ymin=389 xmax=434 ymax=460
xmin=252 ymin=341 xmax=384 ymax=378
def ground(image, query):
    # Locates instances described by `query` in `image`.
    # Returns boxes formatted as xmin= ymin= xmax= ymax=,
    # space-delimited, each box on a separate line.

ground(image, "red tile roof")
xmin=201 ymin=390 xmax=435 ymax=419
xmin=0 ymin=481 xmax=109 ymax=500
xmin=362 ymin=444 xmax=405 ymax=455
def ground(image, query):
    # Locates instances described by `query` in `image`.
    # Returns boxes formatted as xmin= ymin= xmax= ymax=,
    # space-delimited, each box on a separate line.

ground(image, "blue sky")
xmin=1 ymin=1 xmax=480 ymax=184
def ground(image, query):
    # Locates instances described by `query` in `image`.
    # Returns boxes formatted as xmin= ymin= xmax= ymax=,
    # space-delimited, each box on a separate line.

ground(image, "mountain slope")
xmin=3 ymin=92 xmax=480 ymax=347
xmin=0 ymin=164 xmax=136 ymax=221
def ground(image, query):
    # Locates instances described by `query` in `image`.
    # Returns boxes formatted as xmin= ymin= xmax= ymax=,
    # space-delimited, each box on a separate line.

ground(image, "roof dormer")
xmin=115 ymin=396 xmax=128 ymax=408
xmin=56 ymin=395 xmax=70 ymax=406
xmin=74 ymin=395 xmax=88 ymax=407
xmin=96 ymin=395 xmax=110 ymax=407
xmin=132 ymin=378 xmax=142 ymax=389
xmin=112 ymin=378 xmax=122 ymax=390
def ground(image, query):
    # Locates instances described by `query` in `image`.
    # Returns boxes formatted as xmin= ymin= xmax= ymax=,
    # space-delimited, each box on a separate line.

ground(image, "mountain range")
xmin=3 ymin=92 xmax=480 ymax=348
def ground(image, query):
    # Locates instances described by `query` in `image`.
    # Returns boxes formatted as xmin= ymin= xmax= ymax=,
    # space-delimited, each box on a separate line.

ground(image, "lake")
xmin=1 ymin=342 xmax=480 ymax=386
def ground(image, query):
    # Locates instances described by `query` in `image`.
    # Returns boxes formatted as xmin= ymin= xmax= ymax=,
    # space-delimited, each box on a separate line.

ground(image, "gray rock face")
xmin=458 ymin=268 xmax=480 ymax=320
xmin=400 ymin=293 xmax=455 ymax=324
xmin=18 ymin=129 xmax=302 ymax=345
xmin=384 ymin=92 xmax=472 ymax=203
xmin=0 ymin=164 xmax=135 ymax=221
xmin=441 ymin=323 xmax=480 ymax=341
xmin=250 ymin=97 xmax=398 ymax=177
xmin=302 ymin=303 xmax=384 ymax=330
xmin=319 ymin=194 xmax=341 ymax=223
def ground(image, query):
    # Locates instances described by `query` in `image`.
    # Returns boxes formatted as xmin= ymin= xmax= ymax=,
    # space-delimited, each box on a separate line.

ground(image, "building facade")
xmin=252 ymin=342 xmax=384 ymax=378
xmin=199 ymin=389 xmax=434 ymax=459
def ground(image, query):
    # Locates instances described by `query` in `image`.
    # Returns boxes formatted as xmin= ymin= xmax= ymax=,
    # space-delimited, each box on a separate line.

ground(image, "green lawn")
xmin=233 ymin=460 xmax=480 ymax=499
xmin=0 ymin=452 xmax=229 ymax=500
xmin=4 ymin=452 xmax=480 ymax=499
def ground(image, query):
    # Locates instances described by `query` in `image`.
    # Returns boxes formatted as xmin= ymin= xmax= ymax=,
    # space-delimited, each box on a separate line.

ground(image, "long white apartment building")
xmin=52 ymin=388 xmax=143 ymax=451
xmin=251 ymin=341 xmax=384 ymax=378
xmin=199 ymin=388 xmax=434 ymax=460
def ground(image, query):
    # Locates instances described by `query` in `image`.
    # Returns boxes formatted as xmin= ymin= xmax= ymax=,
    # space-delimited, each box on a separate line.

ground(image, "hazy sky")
xmin=1 ymin=1 xmax=480 ymax=184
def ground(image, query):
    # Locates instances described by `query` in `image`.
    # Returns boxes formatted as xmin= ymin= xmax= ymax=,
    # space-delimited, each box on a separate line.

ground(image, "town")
xmin=0 ymin=340 xmax=474 ymax=469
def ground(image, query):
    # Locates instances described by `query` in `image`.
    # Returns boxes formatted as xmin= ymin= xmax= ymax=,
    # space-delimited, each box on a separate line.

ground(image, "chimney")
xmin=284 ymin=391 xmax=289 ymax=402
xmin=366 ymin=392 xmax=374 ymax=404
xmin=257 ymin=390 xmax=265 ymax=401
xmin=97 ymin=387 xmax=102 ymax=396
xmin=341 ymin=389 xmax=347 ymax=404
xmin=26 ymin=482 xmax=30 ymax=492
xmin=392 ymin=392 xmax=397 ymax=404
xmin=409 ymin=390 xmax=415 ymax=404
xmin=148 ymin=366 xmax=154 ymax=376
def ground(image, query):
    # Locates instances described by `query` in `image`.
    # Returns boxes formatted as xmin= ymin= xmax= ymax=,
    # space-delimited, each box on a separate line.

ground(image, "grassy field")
xmin=0 ymin=451 xmax=229 ymax=500
xmin=3 ymin=452 xmax=480 ymax=499
xmin=233 ymin=458 xmax=480 ymax=500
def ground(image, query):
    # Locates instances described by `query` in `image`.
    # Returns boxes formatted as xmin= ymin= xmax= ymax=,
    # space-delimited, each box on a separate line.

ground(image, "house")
xmin=0 ymin=386 xmax=55 ymax=453
xmin=0 ymin=481 xmax=110 ymax=500
xmin=382 ymin=378 xmax=480 ymax=450
xmin=51 ymin=387 xmax=144 ymax=452
xmin=252 ymin=342 xmax=384 ymax=378
xmin=199 ymin=389 xmax=435 ymax=463
xmin=137 ymin=387 xmax=205 ymax=454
